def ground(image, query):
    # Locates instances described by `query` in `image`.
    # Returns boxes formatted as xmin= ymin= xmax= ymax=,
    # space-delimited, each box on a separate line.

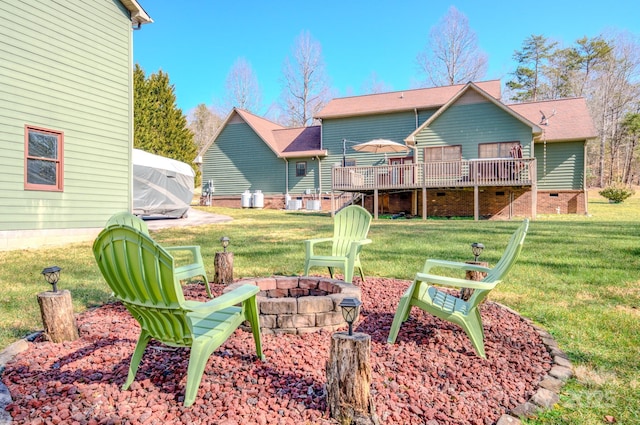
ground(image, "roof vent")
xmin=400 ymin=92 xmax=404 ymax=99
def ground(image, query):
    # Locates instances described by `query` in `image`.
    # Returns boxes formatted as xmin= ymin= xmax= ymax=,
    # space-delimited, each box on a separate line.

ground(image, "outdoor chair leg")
xmin=123 ymin=330 xmax=152 ymax=390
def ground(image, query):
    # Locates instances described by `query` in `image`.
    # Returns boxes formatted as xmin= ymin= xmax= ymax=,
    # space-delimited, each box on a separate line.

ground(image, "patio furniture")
xmin=105 ymin=211 xmax=211 ymax=298
xmin=387 ymin=219 xmax=529 ymax=358
xmin=303 ymin=205 xmax=372 ymax=283
xmin=92 ymin=223 xmax=263 ymax=407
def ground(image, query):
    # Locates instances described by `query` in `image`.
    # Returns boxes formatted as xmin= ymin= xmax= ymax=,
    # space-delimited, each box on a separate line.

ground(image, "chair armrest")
xmin=165 ymin=245 xmax=201 ymax=257
xmin=188 ymin=284 xmax=259 ymax=313
xmin=347 ymin=239 xmax=372 ymax=257
xmin=422 ymin=258 xmax=491 ymax=274
xmin=304 ymin=238 xmax=334 ymax=256
xmin=414 ymin=272 xmax=499 ymax=290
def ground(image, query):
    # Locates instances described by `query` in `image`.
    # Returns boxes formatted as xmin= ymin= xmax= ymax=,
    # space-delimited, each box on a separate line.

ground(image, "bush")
xmin=599 ymin=185 xmax=635 ymax=203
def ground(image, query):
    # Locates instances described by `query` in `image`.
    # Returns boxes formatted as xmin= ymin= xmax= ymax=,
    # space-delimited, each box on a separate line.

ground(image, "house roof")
xmin=201 ymin=108 xmax=326 ymax=159
xmin=274 ymin=126 xmax=325 ymax=158
xmin=315 ymin=80 xmax=502 ymax=119
xmin=509 ymin=97 xmax=598 ymax=142
xmin=203 ymin=89 xmax=596 ymax=161
xmin=119 ymin=0 xmax=153 ymax=26
xmin=405 ymin=82 xmax=543 ymax=144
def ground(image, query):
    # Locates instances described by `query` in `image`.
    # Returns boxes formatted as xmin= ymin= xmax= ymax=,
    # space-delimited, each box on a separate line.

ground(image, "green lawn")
xmin=1 ymin=190 xmax=638 ymax=424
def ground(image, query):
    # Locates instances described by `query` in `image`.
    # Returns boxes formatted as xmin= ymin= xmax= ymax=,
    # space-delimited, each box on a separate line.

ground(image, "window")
xmin=344 ymin=159 xmax=357 ymax=167
xmin=424 ymin=145 xmax=462 ymax=177
xmin=25 ymin=126 xmax=64 ymax=191
xmin=478 ymin=141 xmax=521 ymax=158
xmin=296 ymin=161 xmax=307 ymax=177
xmin=424 ymin=145 xmax=461 ymax=162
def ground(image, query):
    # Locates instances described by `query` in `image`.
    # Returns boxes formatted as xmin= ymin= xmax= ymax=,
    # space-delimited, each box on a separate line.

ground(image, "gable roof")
xmin=509 ymin=97 xmax=598 ymax=142
xmin=405 ymin=82 xmax=542 ymax=144
xmin=315 ymin=80 xmax=502 ymax=119
xmin=201 ymin=108 xmax=326 ymax=159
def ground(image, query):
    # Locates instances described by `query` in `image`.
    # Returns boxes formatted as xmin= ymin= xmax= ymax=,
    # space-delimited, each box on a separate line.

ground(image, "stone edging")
xmin=494 ymin=303 xmax=573 ymax=425
xmin=0 ymin=305 xmax=571 ymax=425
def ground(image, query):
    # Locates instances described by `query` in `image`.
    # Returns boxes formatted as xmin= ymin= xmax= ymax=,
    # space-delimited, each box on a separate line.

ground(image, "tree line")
xmin=134 ymin=6 xmax=640 ymax=188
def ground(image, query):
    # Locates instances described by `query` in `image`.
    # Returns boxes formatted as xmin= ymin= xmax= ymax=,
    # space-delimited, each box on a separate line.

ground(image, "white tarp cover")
xmin=132 ymin=149 xmax=195 ymax=218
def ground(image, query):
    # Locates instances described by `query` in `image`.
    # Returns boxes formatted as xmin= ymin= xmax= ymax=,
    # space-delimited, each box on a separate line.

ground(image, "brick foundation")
xmin=223 ymin=276 xmax=361 ymax=335
xmin=206 ymin=189 xmax=586 ymax=218
xmin=536 ymin=190 xmax=586 ymax=214
xmin=361 ymin=188 xmax=586 ymax=218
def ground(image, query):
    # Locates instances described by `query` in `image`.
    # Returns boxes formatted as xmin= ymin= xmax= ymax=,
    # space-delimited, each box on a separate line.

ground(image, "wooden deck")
xmin=331 ymin=158 xmax=537 ymax=220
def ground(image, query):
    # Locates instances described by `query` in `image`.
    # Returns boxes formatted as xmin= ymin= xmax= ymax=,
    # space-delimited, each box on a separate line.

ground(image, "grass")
xmin=1 ymin=190 xmax=639 ymax=424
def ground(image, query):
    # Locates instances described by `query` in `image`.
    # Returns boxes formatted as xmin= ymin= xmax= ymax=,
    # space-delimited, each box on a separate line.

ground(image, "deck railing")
xmin=331 ymin=158 xmax=536 ymax=191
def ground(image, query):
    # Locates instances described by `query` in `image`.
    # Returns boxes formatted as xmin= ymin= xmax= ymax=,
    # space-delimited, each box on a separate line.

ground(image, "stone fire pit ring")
xmin=223 ymin=276 xmax=362 ymax=335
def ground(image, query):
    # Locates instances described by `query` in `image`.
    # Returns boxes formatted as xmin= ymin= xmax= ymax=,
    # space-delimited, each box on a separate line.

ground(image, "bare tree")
xmin=223 ymin=57 xmax=262 ymax=114
xmin=187 ymin=104 xmax=223 ymax=152
xmin=416 ymin=6 xmax=488 ymax=87
xmin=621 ymin=112 xmax=640 ymax=184
xmin=588 ymin=31 xmax=640 ymax=187
xmin=280 ymin=31 xmax=332 ymax=127
xmin=360 ymin=72 xmax=393 ymax=94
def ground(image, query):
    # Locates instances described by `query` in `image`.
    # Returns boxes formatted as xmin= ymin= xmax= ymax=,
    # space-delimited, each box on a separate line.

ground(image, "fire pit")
xmin=223 ymin=276 xmax=362 ymax=335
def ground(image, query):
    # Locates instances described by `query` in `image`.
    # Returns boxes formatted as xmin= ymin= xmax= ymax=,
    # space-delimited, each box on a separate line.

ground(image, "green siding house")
xmin=0 ymin=0 xmax=151 ymax=250
xmin=202 ymin=81 xmax=597 ymax=219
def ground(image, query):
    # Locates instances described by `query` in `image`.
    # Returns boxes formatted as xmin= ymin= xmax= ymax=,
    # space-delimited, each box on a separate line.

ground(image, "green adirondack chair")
xmin=105 ymin=211 xmax=212 ymax=298
xmin=303 ymin=205 xmax=372 ymax=284
xmin=93 ymin=224 xmax=263 ymax=407
xmin=387 ymin=219 xmax=529 ymax=358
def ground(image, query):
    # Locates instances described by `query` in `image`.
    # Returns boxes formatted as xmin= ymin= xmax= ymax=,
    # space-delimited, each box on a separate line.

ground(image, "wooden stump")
xmin=214 ymin=251 xmax=234 ymax=284
xmin=37 ymin=290 xmax=79 ymax=343
xmin=326 ymin=332 xmax=379 ymax=425
xmin=461 ymin=261 xmax=489 ymax=301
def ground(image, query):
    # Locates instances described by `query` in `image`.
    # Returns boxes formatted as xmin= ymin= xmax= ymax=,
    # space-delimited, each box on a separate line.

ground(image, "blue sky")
xmin=133 ymin=1 xmax=639 ymax=116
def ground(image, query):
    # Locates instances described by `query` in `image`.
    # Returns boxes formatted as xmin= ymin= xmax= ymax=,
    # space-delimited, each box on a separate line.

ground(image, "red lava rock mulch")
xmin=2 ymin=277 xmax=552 ymax=424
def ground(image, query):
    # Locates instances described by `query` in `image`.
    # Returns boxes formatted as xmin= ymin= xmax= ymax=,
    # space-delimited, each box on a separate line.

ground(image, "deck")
xmin=331 ymin=158 xmax=537 ymax=220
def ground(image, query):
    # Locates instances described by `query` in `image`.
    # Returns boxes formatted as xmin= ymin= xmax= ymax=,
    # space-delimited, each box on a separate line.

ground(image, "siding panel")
xmin=204 ymin=122 xmax=285 ymax=196
xmin=535 ymin=141 xmax=584 ymax=190
xmin=0 ymin=0 xmax=133 ymax=231
xmin=414 ymin=102 xmax=533 ymax=161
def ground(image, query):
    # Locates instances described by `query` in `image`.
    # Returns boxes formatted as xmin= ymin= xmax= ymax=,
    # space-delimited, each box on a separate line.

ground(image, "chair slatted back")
xmin=332 ymin=205 xmax=372 ymax=256
xmin=467 ymin=219 xmax=529 ymax=307
xmin=93 ymin=224 xmax=193 ymax=347
xmin=106 ymin=211 xmax=150 ymax=235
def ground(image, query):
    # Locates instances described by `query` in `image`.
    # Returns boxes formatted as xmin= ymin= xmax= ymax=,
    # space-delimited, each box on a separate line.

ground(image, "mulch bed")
xmin=2 ymin=277 xmax=552 ymax=424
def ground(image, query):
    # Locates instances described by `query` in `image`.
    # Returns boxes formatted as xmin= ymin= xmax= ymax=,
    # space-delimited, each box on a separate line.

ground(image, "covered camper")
xmin=133 ymin=149 xmax=195 ymax=218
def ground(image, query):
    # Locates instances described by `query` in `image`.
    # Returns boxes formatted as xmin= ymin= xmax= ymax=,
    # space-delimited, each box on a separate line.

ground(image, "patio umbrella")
xmin=352 ymin=139 xmax=409 ymax=154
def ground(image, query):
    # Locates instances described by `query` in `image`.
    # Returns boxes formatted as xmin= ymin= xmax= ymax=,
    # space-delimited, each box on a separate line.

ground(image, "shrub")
xmin=599 ymin=185 xmax=635 ymax=203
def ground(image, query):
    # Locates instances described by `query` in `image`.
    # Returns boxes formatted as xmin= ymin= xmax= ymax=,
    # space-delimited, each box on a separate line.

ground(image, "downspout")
xmin=316 ymin=156 xmax=322 ymax=195
xmin=414 ymin=108 xmax=418 ymax=129
xmin=284 ymin=158 xmax=289 ymax=198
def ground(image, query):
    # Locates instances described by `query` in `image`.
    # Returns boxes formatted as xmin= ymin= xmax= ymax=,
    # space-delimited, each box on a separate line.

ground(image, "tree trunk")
xmin=326 ymin=332 xmax=379 ymax=425
xmin=460 ymin=261 xmax=489 ymax=301
xmin=213 ymin=252 xmax=234 ymax=284
xmin=37 ymin=290 xmax=79 ymax=343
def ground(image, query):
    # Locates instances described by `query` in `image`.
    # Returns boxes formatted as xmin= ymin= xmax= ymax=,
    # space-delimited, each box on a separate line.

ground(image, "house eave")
xmin=280 ymin=150 xmax=328 ymax=159
xmin=119 ymin=0 xmax=153 ymax=26
xmin=316 ymin=104 xmax=441 ymax=120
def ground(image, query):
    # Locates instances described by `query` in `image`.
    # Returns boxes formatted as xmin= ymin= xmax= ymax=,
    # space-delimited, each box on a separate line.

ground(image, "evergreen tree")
xmin=133 ymin=64 xmax=198 ymax=171
xmin=506 ymin=35 xmax=557 ymax=102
